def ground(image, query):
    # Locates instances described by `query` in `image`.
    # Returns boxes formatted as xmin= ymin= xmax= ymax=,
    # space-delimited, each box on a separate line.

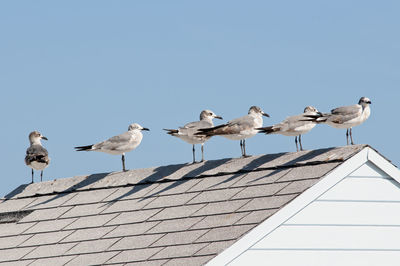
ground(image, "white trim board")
xmin=207 ymin=147 xmax=400 ymax=266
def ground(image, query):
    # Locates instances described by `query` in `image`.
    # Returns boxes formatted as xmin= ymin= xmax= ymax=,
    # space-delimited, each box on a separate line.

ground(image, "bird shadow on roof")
xmin=142 ymin=158 xmax=233 ymax=200
xmin=249 ymin=147 xmax=337 ymax=184
xmin=212 ymin=147 xmax=337 ymax=188
xmin=4 ymin=184 xmax=30 ymax=199
xmin=106 ymin=158 xmax=233 ymax=203
xmin=24 ymin=172 xmax=109 ymax=208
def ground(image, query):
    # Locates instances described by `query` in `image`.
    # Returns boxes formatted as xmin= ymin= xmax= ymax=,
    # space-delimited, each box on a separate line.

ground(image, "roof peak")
xmin=5 ymin=145 xmax=368 ymax=200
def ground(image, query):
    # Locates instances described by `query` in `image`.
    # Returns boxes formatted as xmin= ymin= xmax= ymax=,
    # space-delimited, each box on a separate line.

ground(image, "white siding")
xmin=230 ymin=250 xmax=400 ymax=266
xmin=229 ymin=161 xmax=400 ymax=265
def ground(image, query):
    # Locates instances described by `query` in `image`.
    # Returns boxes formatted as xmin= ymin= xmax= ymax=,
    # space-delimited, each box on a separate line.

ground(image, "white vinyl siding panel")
xmin=285 ymin=201 xmax=400 ymax=225
xmin=252 ymin=225 xmax=400 ymax=250
xmin=230 ymin=250 xmax=400 ymax=266
xmin=319 ymin=177 xmax=400 ymax=201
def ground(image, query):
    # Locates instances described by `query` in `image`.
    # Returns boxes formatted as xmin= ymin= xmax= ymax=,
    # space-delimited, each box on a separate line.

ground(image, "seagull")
xmin=303 ymin=97 xmax=372 ymax=145
xmin=196 ymin=106 xmax=270 ymax=157
xmin=75 ymin=123 xmax=149 ymax=172
xmin=25 ymin=131 xmax=50 ymax=183
xmin=164 ymin=110 xmax=223 ymax=163
xmin=257 ymin=106 xmax=319 ymax=152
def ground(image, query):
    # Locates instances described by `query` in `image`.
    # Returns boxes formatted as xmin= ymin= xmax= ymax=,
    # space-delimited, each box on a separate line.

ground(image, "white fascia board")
xmin=207 ymin=147 xmax=370 ymax=266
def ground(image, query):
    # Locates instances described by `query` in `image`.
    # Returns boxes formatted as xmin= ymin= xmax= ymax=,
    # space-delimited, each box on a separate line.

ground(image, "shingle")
xmin=191 ymin=213 xmax=248 ymax=230
xmin=143 ymin=192 xmax=199 ymax=209
xmin=238 ymin=194 xmax=298 ymax=212
xmin=187 ymin=188 xmax=243 ymax=204
xmin=151 ymin=243 xmax=208 ymax=260
xmin=0 ymin=198 xmax=36 ymax=213
xmin=151 ymin=229 xmax=208 ymax=247
xmin=107 ymin=247 xmax=163 ymax=264
xmin=109 ymin=234 xmax=165 ymax=251
xmin=103 ymin=221 xmax=159 ymax=238
xmin=276 ymin=178 xmax=321 ymax=195
xmin=0 ymin=259 xmax=33 ymax=266
xmin=0 ymin=235 xmax=32 ymax=249
xmin=276 ymin=162 xmax=340 ymax=182
xmin=147 ymin=217 xmax=203 ymax=234
xmin=149 ymin=204 xmax=205 ymax=221
xmin=64 ymin=188 xmax=119 ymax=205
xmin=0 ymin=247 xmax=35 ymax=261
xmin=191 ymin=199 xmax=249 ymax=217
xmin=60 ymin=203 xmax=107 ymax=218
xmin=19 ymin=231 xmax=73 ymax=247
xmin=195 ymin=224 xmax=255 ymax=243
xmin=61 ymin=227 xmax=116 ymax=243
xmin=0 ymin=222 xmax=34 ymax=237
xmin=19 ymin=206 xmax=72 ymax=223
xmin=106 ymin=209 xmax=161 ymax=226
xmin=188 ymin=174 xmax=246 ymax=192
xmin=65 ymin=251 xmax=119 ymax=266
xmin=24 ymin=218 xmax=76 ymax=234
xmin=235 ymin=209 xmax=278 ymax=225
xmin=28 ymin=255 xmax=76 ymax=266
xmin=195 ymin=240 xmax=236 ymax=256
xmin=163 ymin=255 xmax=215 ymax=266
xmin=104 ymin=183 xmax=160 ymax=201
xmin=125 ymin=259 xmax=168 ymax=266
xmin=231 ymin=169 xmax=291 ymax=187
xmin=231 ymin=182 xmax=289 ymax=199
xmin=24 ymin=193 xmax=76 ymax=210
xmin=147 ymin=179 xmax=201 ymax=197
xmin=23 ymin=242 xmax=77 ymax=259
xmin=64 ymin=213 xmax=117 ymax=230
xmin=101 ymin=197 xmax=155 ymax=214
xmin=66 ymin=238 xmax=119 ymax=255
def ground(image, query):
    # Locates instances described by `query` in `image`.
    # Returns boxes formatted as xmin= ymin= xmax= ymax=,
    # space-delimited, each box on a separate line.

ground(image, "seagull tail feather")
xmin=74 ymin=145 xmax=94 ymax=151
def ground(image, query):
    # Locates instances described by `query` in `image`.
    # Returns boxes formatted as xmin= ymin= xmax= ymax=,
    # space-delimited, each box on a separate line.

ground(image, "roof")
xmin=0 ymin=145 xmax=367 ymax=265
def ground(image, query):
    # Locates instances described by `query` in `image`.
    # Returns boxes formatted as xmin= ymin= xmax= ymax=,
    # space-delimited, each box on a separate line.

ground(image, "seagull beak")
xmin=141 ymin=127 xmax=150 ymax=131
xmin=214 ymin=115 xmax=223 ymax=120
xmin=262 ymin=112 xmax=270 ymax=118
xmin=41 ymin=136 xmax=48 ymax=140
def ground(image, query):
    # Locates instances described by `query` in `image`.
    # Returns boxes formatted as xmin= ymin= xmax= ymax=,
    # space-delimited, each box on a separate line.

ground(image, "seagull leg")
xmin=295 ymin=136 xmax=299 ymax=152
xmin=40 ymin=171 xmax=43 ymax=182
xmin=350 ymin=128 xmax=354 ymax=145
xmin=122 ymin=154 xmax=126 ymax=172
xmin=31 ymin=169 xmax=34 ymax=184
xmin=299 ymin=134 xmax=303 ymax=151
xmin=346 ymin=129 xmax=349 ymax=146
xmin=242 ymin=139 xmax=251 ymax=157
xmin=201 ymin=143 xmax=204 ymax=162
xmin=240 ymin=140 xmax=244 ymax=157
xmin=192 ymin=144 xmax=196 ymax=164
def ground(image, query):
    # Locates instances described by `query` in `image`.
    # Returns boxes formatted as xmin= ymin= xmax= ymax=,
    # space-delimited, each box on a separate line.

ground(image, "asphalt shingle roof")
xmin=0 ymin=145 xmax=367 ymax=265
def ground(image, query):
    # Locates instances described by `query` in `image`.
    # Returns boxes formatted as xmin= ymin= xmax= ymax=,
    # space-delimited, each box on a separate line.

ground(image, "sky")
xmin=0 ymin=1 xmax=399 ymax=197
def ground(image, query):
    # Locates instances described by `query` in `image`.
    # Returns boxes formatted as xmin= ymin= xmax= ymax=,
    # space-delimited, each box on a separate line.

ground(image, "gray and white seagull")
xmin=258 ymin=106 xmax=320 ymax=152
xmin=197 ymin=106 xmax=270 ymax=157
xmin=75 ymin=123 xmax=149 ymax=172
xmin=25 ymin=131 xmax=50 ymax=183
xmin=304 ymin=97 xmax=372 ymax=145
xmin=164 ymin=110 xmax=223 ymax=163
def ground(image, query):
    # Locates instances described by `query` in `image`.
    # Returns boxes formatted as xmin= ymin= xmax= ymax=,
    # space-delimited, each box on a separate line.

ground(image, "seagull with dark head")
xmin=75 ymin=123 xmax=149 ymax=172
xmin=164 ymin=110 xmax=223 ymax=163
xmin=25 ymin=131 xmax=50 ymax=183
xmin=303 ymin=97 xmax=372 ymax=145
xmin=258 ymin=106 xmax=320 ymax=152
xmin=197 ymin=106 xmax=270 ymax=157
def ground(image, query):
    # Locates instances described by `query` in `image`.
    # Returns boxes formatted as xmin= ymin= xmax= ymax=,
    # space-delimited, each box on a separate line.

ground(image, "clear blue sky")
xmin=0 ymin=1 xmax=399 ymax=197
